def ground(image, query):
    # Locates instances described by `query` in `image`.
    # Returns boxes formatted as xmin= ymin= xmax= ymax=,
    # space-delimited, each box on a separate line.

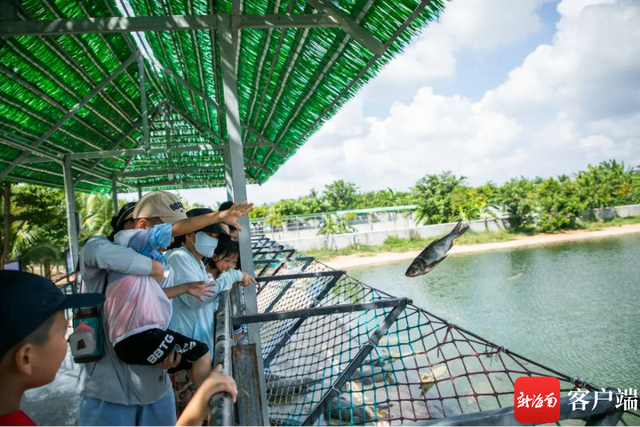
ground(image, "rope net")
xmin=250 ymin=235 xmax=639 ymax=425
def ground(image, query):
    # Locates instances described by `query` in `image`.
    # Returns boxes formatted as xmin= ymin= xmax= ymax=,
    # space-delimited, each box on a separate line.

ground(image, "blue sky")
xmin=172 ymin=0 xmax=640 ymax=207
xmin=433 ymin=1 xmax=561 ymax=102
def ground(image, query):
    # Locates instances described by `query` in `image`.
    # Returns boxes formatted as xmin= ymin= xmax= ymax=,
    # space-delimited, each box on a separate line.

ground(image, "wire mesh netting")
xmin=249 ymin=235 xmax=640 ymax=426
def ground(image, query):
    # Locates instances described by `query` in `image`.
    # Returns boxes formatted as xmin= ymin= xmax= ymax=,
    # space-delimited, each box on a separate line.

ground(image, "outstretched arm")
xmin=162 ymin=281 xmax=215 ymax=302
xmin=172 ymin=202 xmax=253 ymax=236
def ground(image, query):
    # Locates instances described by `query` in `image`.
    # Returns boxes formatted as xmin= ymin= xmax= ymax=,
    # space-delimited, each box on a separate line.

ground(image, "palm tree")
xmin=78 ymin=193 xmax=114 ymax=241
xmin=21 ymin=241 xmax=64 ymax=279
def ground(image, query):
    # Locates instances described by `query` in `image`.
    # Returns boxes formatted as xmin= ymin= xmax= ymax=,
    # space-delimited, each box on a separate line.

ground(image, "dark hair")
xmin=108 ymin=202 xmax=136 ymax=241
xmin=23 ymin=313 xmax=56 ymax=346
xmin=168 ymin=234 xmax=187 ymax=250
xmin=218 ymin=201 xmax=234 ymax=211
xmin=204 ymin=239 xmax=239 ymax=269
xmin=1 ymin=314 xmax=56 ymax=362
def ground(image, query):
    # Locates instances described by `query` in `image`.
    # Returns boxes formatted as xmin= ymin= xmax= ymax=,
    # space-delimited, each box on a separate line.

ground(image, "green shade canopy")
xmin=0 ymin=0 xmax=447 ymax=193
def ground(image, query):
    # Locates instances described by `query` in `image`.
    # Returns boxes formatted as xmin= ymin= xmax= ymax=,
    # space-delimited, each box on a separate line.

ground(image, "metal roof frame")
xmin=0 ymin=1 xmax=449 ymax=424
xmin=2 ymin=0 xmax=447 ymax=191
xmin=0 ymin=13 xmax=342 ymax=36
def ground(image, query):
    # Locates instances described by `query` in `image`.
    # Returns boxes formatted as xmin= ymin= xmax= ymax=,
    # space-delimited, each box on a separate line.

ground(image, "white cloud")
xmin=482 ymin=0 xmax=640 ymax=121
xmin=360 ymin=0 xmax=549 ymax=98
xmin=181 ymin=0 xmax=640 ymax=206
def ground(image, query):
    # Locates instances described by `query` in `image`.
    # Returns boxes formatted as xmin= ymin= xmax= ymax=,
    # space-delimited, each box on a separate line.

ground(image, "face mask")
xmin=194 ymin=232 xmax=218 ymax=258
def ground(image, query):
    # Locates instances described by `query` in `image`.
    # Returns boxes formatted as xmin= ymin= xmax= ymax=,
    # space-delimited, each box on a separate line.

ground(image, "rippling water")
xmin=349 ymin=234 xmax=640 ymax=391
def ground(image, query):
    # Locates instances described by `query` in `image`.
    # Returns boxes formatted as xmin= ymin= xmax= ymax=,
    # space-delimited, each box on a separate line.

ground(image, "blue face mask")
xmin=194 ymin=232 xmax=218 ymax=258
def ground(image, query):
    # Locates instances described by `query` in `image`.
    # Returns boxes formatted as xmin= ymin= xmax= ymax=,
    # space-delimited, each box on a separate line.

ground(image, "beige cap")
xmin=133 ymin=191 xmax=187 ymax=223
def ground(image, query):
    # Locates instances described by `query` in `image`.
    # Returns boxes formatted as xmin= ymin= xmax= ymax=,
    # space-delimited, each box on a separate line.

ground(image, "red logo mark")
xmin=514 ymin=376 xmax=560 ymax=423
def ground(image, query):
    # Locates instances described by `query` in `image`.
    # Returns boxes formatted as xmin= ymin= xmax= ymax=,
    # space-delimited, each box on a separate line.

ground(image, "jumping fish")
xmin=405 ymin=221 xmax=469 ymax=277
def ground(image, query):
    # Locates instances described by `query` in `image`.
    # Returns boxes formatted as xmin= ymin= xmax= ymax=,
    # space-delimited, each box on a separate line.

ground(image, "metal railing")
xmin=209 ymin=291 xmax=234 ymax=426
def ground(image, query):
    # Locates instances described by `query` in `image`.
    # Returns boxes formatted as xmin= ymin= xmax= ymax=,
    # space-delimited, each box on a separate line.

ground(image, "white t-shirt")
xmin=165 ymin=247 xmax=242 ymax=359
xmin=104 ymin=225 xmax=174 ymax=344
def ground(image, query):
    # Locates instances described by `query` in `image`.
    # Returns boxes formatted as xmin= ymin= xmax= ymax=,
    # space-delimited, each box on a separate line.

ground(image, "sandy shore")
xmin=323 ymin=223 xmax=640 ymax=271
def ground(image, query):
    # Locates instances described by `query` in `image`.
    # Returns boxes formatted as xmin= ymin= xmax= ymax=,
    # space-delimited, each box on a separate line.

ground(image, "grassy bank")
xmin=304 ymin=216 xmax=640 ymax=261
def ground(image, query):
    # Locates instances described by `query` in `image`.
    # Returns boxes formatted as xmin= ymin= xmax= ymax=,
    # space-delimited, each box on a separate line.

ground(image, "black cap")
xmin=0 ymin=271 xmax=105 ymax=359
xmin=187 ymin=208 xmax=227 ymax=235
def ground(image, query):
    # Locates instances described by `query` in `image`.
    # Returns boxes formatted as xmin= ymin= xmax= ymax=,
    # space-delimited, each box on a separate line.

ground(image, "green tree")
xmin=265 ymin=211 xmax=283 ymax=230
xmin=323 ymin=180 xmax=359 ymax=211
xmin=273 ymin=198 xmax=306 ymax=216
xmin=316 ymin=214 xmax=354 ymax=235
xmin=496 ymin=177 xmax=538 ymax=232
xmin=249 ymin=205 xmax=271 ymax=219
xmin=299 ymin=189 xmax=326 ymax=214
xmin=536 ymin=176 xmax=584 ymax=232
xmin=317 ymin=215 xmax=339 ymax=237
xmin=575 ymin=160 xmax=637 ymax=209
xmin=21 ymin=242 xmax=64 ymax=280
xmin=77 ymin=193 xmax=114 ymax=242
xmin=449 ymin=186 xmax=482 ymax=221
xmin=412 ymin=171 xmax=466 ymax=225
xmin=0 ymin=184 xmax=68 ymax=272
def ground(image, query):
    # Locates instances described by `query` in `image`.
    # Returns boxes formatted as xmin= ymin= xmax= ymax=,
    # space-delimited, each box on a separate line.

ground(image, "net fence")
xmin=249 ymin=235 xmax=639 ymax=426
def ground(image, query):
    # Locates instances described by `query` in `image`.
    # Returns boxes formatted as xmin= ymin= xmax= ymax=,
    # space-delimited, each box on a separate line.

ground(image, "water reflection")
xmin=350 ymin=234 xmax=640 ymax=390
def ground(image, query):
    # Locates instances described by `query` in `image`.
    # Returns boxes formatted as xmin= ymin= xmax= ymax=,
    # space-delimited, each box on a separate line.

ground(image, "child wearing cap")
xmin=104 ymin=191 xmax=252 ymax=389
xmin=0 ymin=271 xmax=238 ymax=426
xmin=0 ymin=271 xmax=104 ymax=426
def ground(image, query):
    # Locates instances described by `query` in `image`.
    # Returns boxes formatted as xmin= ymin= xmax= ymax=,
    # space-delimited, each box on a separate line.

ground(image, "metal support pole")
xmin=137 ymin=187 xmax=143 ymax=200
xmin=218 ymin=13 xmax=268 ymax=425
xmin=111 ymin=178 xmax=119 ymax=214
xmin=301 ymin=299 xmax=408 ymax=426
xmin=224 ymin=148 xmax=233 ymax=201
xmin=256 ymin=270 xmax=344 ymax=283
xmin=62 ymin=155 xmax=80 ymax=272
xmin=235 ymin=298 xmax=408 ymax=324
xmin=138 ymin=55 xmax=150 ymax=151
xmin=209 ymin=291 xmax=233 ymax=426
xmin=165 ymin=107 xmax=173 ymax=169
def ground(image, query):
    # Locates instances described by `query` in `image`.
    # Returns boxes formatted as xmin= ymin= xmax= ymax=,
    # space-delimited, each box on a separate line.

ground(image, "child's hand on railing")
xmin=236 ymin=272 xmax=259 ymax=291
xmin=176 ymin=365 xmax=237 ymax=426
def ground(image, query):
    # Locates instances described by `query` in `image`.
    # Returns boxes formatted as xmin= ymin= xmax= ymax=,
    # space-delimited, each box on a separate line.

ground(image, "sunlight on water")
xmin=350 ymin=234 xmax=640 ymax=391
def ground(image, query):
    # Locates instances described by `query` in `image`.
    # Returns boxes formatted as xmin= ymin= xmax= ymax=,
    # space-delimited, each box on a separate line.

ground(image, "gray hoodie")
xmin=78 ymin=235 xmax=172 ymax=405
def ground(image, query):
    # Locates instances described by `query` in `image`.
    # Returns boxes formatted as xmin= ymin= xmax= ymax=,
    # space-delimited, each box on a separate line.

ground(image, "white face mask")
xmin=194 ymin=232 xmax=218 ymax=258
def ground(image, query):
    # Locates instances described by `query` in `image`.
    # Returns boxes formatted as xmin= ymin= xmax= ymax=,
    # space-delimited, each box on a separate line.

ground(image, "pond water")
xmin=349 ymin=234 xmax=640 ymax=392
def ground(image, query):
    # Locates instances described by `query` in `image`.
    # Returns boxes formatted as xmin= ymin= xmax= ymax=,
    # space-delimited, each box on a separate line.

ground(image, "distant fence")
xmin=266 ymin=204 xmax=640 ymax=252
xmin=276 ymin=218 xmax=508 ymax=251
xmin=584 ymin=204 xmax=640 ymax=220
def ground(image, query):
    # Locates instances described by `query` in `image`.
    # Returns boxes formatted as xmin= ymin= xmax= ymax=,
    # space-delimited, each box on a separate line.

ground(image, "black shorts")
xmin=114 ymin=328 xmax=209 ymax=372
